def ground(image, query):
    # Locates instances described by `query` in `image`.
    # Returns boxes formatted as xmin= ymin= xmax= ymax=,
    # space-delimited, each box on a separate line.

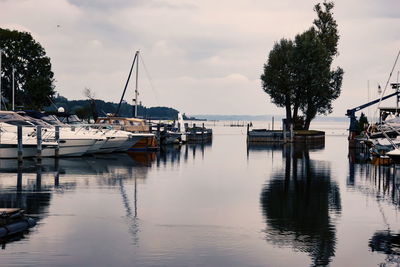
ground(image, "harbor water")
xmin=0 ymin=121 xmax=399 ymax=266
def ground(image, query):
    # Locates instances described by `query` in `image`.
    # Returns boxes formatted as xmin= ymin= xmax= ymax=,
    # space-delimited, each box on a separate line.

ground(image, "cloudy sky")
xmin=0 ymin=0 xmax=399 ymax=117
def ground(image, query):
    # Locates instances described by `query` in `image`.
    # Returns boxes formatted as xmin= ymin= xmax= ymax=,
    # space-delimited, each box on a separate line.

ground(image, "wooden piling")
xmin=36 ymin=125 xmax=42 ymax=159
xmin=290 ymin=123 xmax=294 ymax=143
xmin=202 ymin=123 xmax=205 ymax=141
xmin=282 ymin=119 xmax=287 ymax=143
xmin=55 ymin=126 xmax=60 ymax=157
xmin=17 ymin=160 xmax=22 ymax=191
xmin=17 ymin=125 xmax=23 ymax=162
xmin=272 ymin=116 xmax=274 ymax=131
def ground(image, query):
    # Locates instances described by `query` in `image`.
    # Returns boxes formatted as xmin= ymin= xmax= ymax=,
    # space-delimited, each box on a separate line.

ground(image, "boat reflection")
xmin=127 ymin=142 xmax=212 ymax=167
xmin=347 ymin=163 xmax=400 ymax=207
xmin=0 ymin=154 xmax=151 ymax=248
xmin=259 ymin=144 xmax=341 ymax=266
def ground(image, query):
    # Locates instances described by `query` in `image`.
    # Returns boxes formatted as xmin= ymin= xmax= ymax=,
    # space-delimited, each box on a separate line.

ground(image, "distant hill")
xmin=47 ymin=96 xmax=180 ymax=120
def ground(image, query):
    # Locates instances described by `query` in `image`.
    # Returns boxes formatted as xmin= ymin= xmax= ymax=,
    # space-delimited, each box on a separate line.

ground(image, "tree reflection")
xmin=260 ymin=144 xmax=341 ymax=266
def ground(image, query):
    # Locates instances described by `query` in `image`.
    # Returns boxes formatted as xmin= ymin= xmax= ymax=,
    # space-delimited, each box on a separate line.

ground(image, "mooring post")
xmin=55 ymin=126 xmax=60 ymax=157
xmin=17 ymin=160 xmax=22 ymax=191
xmin=36 ymin=125 xmax=42 ymax=159
xmin=17 ymin=125 xmax=23 ymax=161
xmin=202 ymin=123 xmax=205 ymax=141
xmin=272 ymin=116 xmax=274 ymax=131
xmin=282 ymin=119 xmax=287 ymax=143
xmin=290 ymin=123 xmax=294 ymax=143
xmin=247 ymin=123 xmax=250 ymax=136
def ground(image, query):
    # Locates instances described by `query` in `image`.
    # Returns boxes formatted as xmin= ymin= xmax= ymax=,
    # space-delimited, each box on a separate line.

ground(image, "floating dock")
xmin=247 ymin=127 xmax=325 ymax=144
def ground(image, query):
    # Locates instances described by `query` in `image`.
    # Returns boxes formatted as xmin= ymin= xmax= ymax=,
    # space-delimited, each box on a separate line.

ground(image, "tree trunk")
xmin=293 ymin=103 xmax=299 ymax=120
xmin=285 ymin=100 xmax=292 ymax=130
xmin=304 ymin=110 xmax=316 ymax=130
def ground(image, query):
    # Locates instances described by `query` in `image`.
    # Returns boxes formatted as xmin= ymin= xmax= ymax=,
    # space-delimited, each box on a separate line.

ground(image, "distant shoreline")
xmin=189 ymin=114 xmax=348 ymax=122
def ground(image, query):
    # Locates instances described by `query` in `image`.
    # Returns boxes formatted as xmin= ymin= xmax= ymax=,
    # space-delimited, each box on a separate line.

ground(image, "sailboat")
xmin=96 ymin=50 xmax=157 ymax=150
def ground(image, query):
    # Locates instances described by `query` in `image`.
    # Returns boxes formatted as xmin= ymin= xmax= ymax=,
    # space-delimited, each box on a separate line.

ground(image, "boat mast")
xmin=114 ymin=51 xmax=138 ymax=117
xmin=0 ymin=49 xmax=2 ymax=110
xmin=134 ymin=51 xmax=139 ymax=118
xmin=12 ymin=67 xmax=15 ymax=110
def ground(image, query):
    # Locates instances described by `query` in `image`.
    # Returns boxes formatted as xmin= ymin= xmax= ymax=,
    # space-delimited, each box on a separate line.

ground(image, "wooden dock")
xmin=247 ymin=127 xmax=325 ymax=144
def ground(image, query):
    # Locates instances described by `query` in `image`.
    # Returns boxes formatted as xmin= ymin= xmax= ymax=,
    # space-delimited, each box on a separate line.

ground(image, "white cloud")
xmin=0 ymin=0 xmax=399 ymax=116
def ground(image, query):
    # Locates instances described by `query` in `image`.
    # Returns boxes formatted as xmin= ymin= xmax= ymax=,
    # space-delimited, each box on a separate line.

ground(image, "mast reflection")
xmin=259 ymin=143 xmax=341 ymax=266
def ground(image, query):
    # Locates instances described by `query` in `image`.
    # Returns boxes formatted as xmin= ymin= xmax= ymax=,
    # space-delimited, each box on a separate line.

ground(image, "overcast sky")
xmin=0 ymin=0 xmax=399 ymax=117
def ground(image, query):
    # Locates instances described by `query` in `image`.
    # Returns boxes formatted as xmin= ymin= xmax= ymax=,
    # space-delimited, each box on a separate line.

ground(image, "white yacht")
xmin=0 ymin=128 xmax=58 ymax=158
xmin=0 ymin=111 xmax=97 ymax=157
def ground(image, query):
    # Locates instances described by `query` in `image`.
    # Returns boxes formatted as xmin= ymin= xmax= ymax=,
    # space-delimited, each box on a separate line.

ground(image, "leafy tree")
xmin=260 ymin=2 xmax=343 ymax=130
xmin=261 ymin=39 xmax=295 ymax=123
xmin=0 ymin=28 xmax=55 ymax=109
xmin=298 ymin=2 xmax=343 ymax=129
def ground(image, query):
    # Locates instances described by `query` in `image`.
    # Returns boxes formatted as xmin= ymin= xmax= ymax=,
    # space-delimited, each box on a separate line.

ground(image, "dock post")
xmin=272 ymin=116 xmax=274 ymax=131
xmin=36 ymin=125 xmax=42 ymax=159
xmin=290 ymin=123 xmax=294 ymax=143
xmin=17 ymin=125 xmax=23 ymax=161
xmin=202 ymin=123 xmax=205 ymax=142
xmin=282 ymin=119 xmax=287 ymax=143
xmin=17 ymin=161 xmax=22 ymax=191
xmin=55 ymin=126 xmax=60 ymax=157
xmin=247 ymin=123 xmax=249 ymax=136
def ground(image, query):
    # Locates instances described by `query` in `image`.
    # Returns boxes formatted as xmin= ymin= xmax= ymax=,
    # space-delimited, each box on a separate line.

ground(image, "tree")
xmin=260 ymin=2 xmax=343 ymax=130
xmin=297 ymin=1 xmax=343 ymax=129
xmin=261 ymin=39 xmax=295 ymax=123
xmin=0 ymin=28 xmax=55 ymax=109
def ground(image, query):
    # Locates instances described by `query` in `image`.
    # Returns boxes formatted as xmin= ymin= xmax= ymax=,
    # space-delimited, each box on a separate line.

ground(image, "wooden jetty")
xmin=186 ymin=123 xmax=212 ymax=143
xmin=247 ymin=124 xmax=325 ymax=144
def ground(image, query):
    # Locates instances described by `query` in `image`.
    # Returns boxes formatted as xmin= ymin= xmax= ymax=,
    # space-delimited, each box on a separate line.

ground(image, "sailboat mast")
xmin=0 ymin=49 xmax=2 ymax=111
xmin=134 ymin=51 xmax=139 ymax=117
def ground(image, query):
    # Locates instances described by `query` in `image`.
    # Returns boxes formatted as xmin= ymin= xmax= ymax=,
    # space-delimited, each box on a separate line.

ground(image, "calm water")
xmin=1 ymin=121 xmax=400 ymax=266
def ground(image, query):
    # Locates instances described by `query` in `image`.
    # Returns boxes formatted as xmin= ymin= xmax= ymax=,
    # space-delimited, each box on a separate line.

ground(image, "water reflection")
xmin=0 ymin=145 xmax=200 ymax=248
xmin=126 ymin=143 xmax=212 ymax=168
xmin=347 ymin=163 xmax=400 ymax=207
xmin=0 ymin=154 xmax=149 ymax=248
xmin=348 ymin=162 xmax=400 ymax=265
xmin=259 ymin=144 xmax=341 ymax=266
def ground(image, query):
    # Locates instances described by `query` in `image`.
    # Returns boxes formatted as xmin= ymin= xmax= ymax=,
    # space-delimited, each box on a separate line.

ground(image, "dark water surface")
xmin=1 ymin=122 xmax=400 ymax=266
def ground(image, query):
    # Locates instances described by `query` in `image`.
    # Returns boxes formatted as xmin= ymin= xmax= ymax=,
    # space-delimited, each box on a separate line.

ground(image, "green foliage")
xmin=261 ymin=39 xmax=295 ymax=121
xmin=260 ymin=2 xmax=343 ymax=130
xmin=0 ymin=28 xmax=55 ymax=109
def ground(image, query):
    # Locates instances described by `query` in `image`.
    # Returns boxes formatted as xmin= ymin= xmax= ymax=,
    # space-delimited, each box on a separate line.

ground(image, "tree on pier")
xmin=0 ymin=28 xmax=55 ymax=109
xmin=261 ymin=2 xmax=343 ymax=130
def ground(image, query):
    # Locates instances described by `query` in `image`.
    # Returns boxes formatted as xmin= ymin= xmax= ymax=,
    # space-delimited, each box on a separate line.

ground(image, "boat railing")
xmin=379 ymin=126 xmax=399 ymax=150
xmin=0 ymin=124 xmax=58 ymax=142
